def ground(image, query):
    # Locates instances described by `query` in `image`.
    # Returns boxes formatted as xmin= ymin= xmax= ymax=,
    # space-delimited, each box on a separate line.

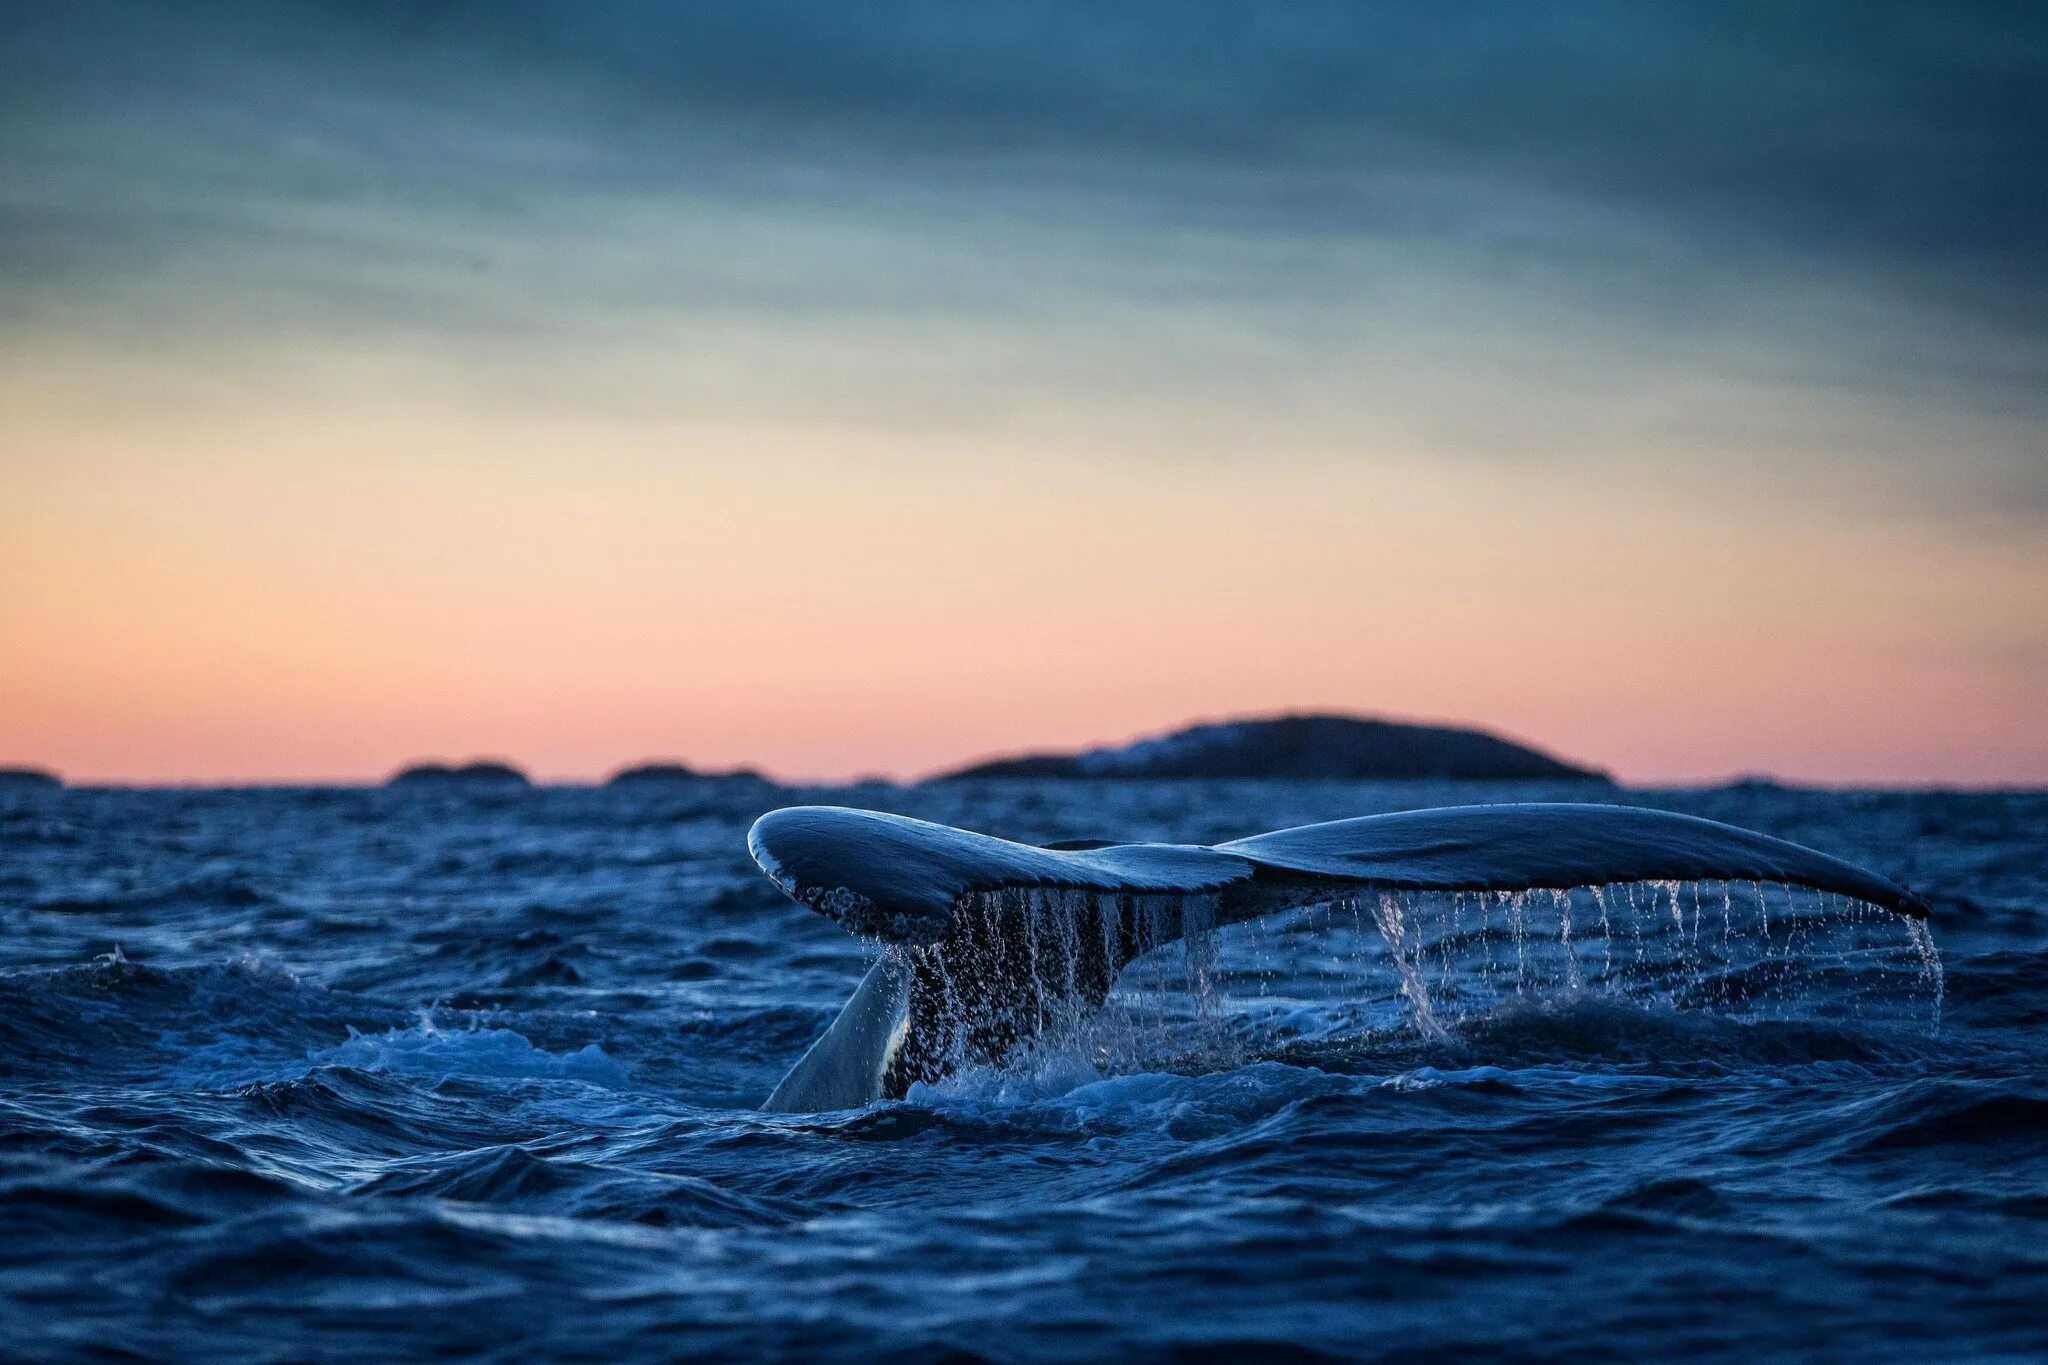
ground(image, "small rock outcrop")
xmin=606 ymin=761 xmax=767 ymax=785
xmin=387 ymin=761 xmax=531 ymax=787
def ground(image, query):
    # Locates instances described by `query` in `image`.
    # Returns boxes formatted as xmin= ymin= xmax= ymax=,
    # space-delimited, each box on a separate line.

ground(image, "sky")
xmin=2 ymin=1 xmax=2045 ymax=786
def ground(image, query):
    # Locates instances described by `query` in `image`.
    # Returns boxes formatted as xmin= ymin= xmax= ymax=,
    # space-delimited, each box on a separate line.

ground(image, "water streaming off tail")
xmin=907 ymin=879 xmax=1943 ymax=1091
xmin=891 ymin=887 xmax=1221 ymax=1091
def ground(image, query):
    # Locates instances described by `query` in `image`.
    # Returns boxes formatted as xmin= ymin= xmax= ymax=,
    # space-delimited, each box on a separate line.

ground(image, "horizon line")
xmin=8 ymin=771 xmax=2046 ymax=795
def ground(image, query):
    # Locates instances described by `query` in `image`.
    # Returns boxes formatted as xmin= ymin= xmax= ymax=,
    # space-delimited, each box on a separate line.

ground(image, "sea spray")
xmin=881 ymin=873 xmax=1941 ymax=1096
xmin=1100 ymin=878 xmax=1941 ymax=1064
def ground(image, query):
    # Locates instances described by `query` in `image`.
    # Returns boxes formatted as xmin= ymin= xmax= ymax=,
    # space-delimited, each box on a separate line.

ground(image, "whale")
xmin=747 ymin=803 xmax=1932 ymax=1112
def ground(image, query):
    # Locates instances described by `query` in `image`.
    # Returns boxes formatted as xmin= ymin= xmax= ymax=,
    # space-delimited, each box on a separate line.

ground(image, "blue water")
xmin=2 ymin=780 xmax=2044 ymax=1360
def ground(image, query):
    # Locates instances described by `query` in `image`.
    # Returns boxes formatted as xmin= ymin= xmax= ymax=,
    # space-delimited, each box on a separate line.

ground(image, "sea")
xmin=1 ymin=779 xmax=2043 ymax=1361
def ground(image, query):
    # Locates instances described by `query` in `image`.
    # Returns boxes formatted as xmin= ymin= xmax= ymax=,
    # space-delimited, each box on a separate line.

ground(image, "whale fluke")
xmin=1215 ymin=804 xmax=1929 ymax=915
xmin=749 ymin=803 xmax=1930 ymax=1111
xmin=747 ymin=806 xmax=1251 ymax=946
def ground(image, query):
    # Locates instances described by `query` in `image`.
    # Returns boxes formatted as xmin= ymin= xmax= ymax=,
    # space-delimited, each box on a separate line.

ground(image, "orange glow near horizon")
xmin=5 ymin=362 xmax=2044 ymax=788
xmin=6 ymin=3 xmax=2047 ymax=790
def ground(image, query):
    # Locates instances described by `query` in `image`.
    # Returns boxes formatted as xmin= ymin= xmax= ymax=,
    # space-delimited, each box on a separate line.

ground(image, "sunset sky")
xmin=3 ymin=3 xmax=2044 ymax=785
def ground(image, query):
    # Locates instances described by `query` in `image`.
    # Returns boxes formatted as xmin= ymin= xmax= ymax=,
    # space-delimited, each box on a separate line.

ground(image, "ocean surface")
xmin=1 ymin=779 xmax=2043 ymax=1361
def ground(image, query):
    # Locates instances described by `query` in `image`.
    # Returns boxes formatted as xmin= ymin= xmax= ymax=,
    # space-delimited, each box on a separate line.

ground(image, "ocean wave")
xmin=30 ymin=870 xmax=272 ymax=915
xmin=1847 ymin=1083 xmax=2048 ymax=1155
xmin=312 ymin=1020 xmax=631 ymax=1088
xmin=350 ymin=1144 xmax=811 ymax=1227
xmin=0 ymin=783 xmax=2039 ymax=1359
xmin=0 ymin=955 xmax=406 ymax=1087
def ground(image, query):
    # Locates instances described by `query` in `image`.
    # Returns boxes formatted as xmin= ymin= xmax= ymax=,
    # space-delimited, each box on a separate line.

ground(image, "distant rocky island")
xmin=937 ymin=714 xmax=1608 ymax=783
xmin=387 ymin=760 xmax=530 ymax=787
xmin=382 ymin=759 xmax=770 ymax=788
xmin=0 ymin=766 xmax=62 ymax=789
xmin=372 ymin=717 xmax=1602 ymax=789
xmin=607 ymin=761 xmax=766 ymax=785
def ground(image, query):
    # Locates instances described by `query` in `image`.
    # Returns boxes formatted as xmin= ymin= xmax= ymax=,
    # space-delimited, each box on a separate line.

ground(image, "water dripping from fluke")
xmin=873 ymin=876 xmax=1944 ymax=1103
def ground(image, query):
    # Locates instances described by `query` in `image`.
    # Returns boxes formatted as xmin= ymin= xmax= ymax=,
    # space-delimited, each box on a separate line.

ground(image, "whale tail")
xmin=750 ymin=803 xmax=1932 ymax=1112
xmin=763 ymin=953 xmax=913 ymax=1112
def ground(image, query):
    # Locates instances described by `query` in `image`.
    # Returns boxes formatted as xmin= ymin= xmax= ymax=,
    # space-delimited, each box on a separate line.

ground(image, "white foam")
xmin=314 ymin=1016 xmax=630 ymax=1086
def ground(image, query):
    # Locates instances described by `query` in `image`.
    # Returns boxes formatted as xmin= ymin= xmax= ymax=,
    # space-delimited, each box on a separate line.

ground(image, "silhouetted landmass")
xmin=937 ymin=714 xmax=1608 ymax=783
xmin=0 ymin=766 xmax=62 ymax=789
xmin=387 ymin=761 xmax=530 ymax=787
xmin=607 ymin=762 xmax=767 ymax=785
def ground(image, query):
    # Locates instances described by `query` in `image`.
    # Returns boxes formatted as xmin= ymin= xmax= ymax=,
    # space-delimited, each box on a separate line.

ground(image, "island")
xmin=606 ymin=761 xmax=768 ymax=785
xmin=386 ymin=760 xmax=531 ymax=787
xmin=0 ymin=766 xmax=62 ymax=789
xmin=935 ymin=714 xmax=1608 ymax=783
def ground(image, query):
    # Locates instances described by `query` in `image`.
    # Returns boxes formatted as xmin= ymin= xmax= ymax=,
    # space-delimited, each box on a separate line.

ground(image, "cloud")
xmin=2 ymin=1 xmax=2044 ymax=512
